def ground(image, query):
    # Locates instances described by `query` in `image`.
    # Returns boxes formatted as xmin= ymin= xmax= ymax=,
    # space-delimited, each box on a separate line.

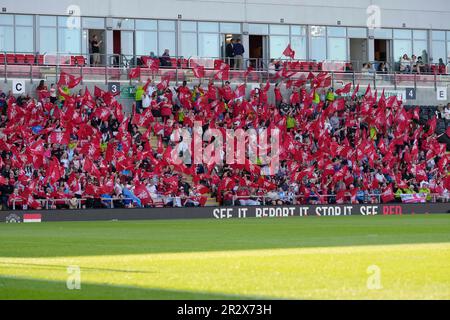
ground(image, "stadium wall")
xmin=1 ymin=203 xmax=449 ymax=223
xmin=2 ymin=0 xmax=450 ymax=29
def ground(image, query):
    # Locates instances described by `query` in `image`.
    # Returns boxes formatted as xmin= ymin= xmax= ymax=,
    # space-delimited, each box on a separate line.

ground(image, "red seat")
xmin=438 ymin=65 xmax=447 ymax=74
xmin=6 ymin=54 xmax=16 ymax=64
xmin=179 ymin=58 xmax=188 ymax=68
xmin=15 ymin=54 xmax=26 ymax=64
xmin=0 ymin=54 xmax=4 ymax=65
xmin=37 ymin=55 xmax=44 ymax=65
xmin=25 ymin=54 xmax=35 ymax=65
xmin=430 ymin=65 xmax=438 ymax=74
xmin=76 ymin=56 xmax=86 ymax=66
xmin=170 ymin=58 xmax=178 ymax=68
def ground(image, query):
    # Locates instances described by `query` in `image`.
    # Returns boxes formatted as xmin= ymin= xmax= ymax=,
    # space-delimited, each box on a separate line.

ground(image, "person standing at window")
xmin=233 ymin=39 xmax=245 ymax=70
xmin=91 ymin=35 xmax=103 ymax=67
xmin=226 ymin=39 xmax=235 ymax=69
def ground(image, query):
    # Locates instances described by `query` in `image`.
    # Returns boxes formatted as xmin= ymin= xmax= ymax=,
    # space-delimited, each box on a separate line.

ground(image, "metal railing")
xmin=230 ymin=193 xmax=449 ymax=206
xmin=2 ymin=51 xmax=450 ymax=89
xmin=9 ymin=195 xmax=209 ymax=211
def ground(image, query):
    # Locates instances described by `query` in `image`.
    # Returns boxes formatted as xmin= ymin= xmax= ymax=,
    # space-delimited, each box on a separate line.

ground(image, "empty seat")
xmin=36 ymin=55 xmax=44 ymax=65
xmin=0 ymin=54 xmax=4 ymax=64
xmin=15 ymin=55 xmax=26 ymax=64
xmin=25 ymin=54 xmax=35 ymax=64
xmin=6 ymin=54 xmax=16 ymax=64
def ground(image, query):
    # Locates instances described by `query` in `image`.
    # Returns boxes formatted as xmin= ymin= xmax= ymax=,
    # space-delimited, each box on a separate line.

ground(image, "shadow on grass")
xmin=0 ymin=276 xmax=265 ymax=300
xmin=0 ymin=215 xmax=450 ymax=258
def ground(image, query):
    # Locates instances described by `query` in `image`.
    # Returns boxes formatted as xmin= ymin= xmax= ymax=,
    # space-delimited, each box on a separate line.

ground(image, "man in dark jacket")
xmin=233 ymin=39 xmax=245 ymax=70
xmin=226 ymin=39 xmax=235 ymax=69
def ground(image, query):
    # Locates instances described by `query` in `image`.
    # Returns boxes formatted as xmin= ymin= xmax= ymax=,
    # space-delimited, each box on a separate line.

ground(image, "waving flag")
xmin=129 ymin=67 xmax=141 ymax=79
xmin=335 ymin=83 xmax=352 ymax=95
xmin=192 ymin=63 xmax=205 ymax=79
xmin=58 ymin=72 xmax=82 ymax=89
xmin=235 ymin=84 xmax=247 ymax=99
xmin=283 ymin=44 xmax=296 ymax=59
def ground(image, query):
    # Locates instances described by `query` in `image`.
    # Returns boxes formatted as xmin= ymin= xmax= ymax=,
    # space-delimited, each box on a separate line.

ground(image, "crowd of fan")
xmin=0 ymin=70 xmax=449 ymax=210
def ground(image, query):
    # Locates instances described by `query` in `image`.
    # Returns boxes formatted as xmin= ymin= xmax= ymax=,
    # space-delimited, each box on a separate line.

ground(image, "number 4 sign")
xmin=405 ymin=88 xmax=416 ymax=100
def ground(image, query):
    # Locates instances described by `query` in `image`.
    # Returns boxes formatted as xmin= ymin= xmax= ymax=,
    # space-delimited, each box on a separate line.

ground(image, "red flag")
xmin=282 ymin=44 xmax=296 ymax=59
xmin=351 ymin=84 xmax=360 ymax=99
xmin=157 ymin=74 xmax=171 ymax=91
xmin=235 ymin=84 xmax=246 ymax=99
xmin=129 ymin=67 xmax=141 ymax=79
xmin=49 ymin=131 xmax=70 ymax=145
xmin=58 ymin=72 xmax=82 ymax=89
xmin=381 ymin=186 xmax=395 ymax=203
xmin=134 ymin=184 xmax=152 ymax=205
xmin=192 ymin=63 xmax=205 ymax=79
xmin=145 ymin=57 xmax=160 ymax=72
xmin=214 ymin=60 xmax=230 ymax=81
xmin=335 ymin=83 xmax=352 ymax=95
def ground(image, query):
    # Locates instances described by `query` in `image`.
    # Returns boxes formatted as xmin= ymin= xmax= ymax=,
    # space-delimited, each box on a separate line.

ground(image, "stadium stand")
xmin=0 ymin=60 xmax=449 ymax=211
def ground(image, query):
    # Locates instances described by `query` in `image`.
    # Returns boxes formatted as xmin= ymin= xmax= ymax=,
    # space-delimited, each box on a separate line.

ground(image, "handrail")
xmin=231 ymin=193 xmax=449 ymax=206
xmin=10 ymin=195 xmax=209 ymax=210
xmin=2 ymin=50 xmax=450 ymax=89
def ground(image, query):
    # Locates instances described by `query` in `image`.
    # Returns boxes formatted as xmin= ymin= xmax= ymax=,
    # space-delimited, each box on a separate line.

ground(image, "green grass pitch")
xmin=0 ymin=215 xmax=450 ymax=300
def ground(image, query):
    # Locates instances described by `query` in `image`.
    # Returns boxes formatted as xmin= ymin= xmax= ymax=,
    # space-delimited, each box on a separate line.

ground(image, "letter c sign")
xmin=13 ymin=80 xmax=26 ymax=95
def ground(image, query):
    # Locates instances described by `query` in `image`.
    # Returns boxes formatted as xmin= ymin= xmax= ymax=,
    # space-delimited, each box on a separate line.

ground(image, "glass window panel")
xmin=181 ymin=33 xmax=197 ymax=57
xmin=181 ymin=21 xmax=197 ymax=32
xmin=82 ymin=29 xmax=88 ymax=55
xmin=432 ymin=41 xmax=446 ymax=63
xmin=310 ymin=26 xmax=326 ymax=37
xmin=248 ymin=24 xmax=269 ymax=35
xmin=311 ymin=36 xmax=326 ymax=61
xmin=348 ymin=27 xmax=366 ymax=38
xmin=112 ymin=18 xmax=134 ymax=30
xmin=394 ymin=29 xmax=412 ymax=39
xmin=39 ymin=27 xmax=57 ymax=53
xmin=220 ymin=22 xmax=241 ymax=34
xmin=39 ymin=16 xmax=56 ymax=27
xmin=374 ymin=28 xmax=393 ymax=39
xmin=199 ymin=33 xmax=219 ymax=58
xmin=432 ymin=31 xmax=445 ymax=41
xmin=135 ymin=30 xmax=158 ymax=56
xmin=198 ymin=22 xmax=219 ymax=33
xmin=291 ymin=26 xmax=306 ymax=36
xmin=413 ymin=40 xmax=428 ymax=58
xmin=15 ymin=15 xmax=33 ymax=26
xmin=327 ymin=27 xmax=346 ymax=37
xmin=413 ymin=30 xmax=427 ymax=40
xmin=0 ymin=26 xmax=14 ymax=51
xmin=270 ymin=24 xmax=289 ymax=35
xmin=158 ymin=20 xmax=176 ymax=31
xmin=328 ymin=37 xmax=347 ymax=61
xmin=58 ymin=28 xmax=81 ymax=54
xmin=135 ymin=19 xmax=157 ymax=30
xmin=159 ymin=31 xmax=176 ymax=56
xmin=15 ymin=26 xmax=34 ymax=53
xmin=121 ymin=31 xmax=134 ymax=57
xmin=82 ymin=17 xmax=104 ymax=29
xmin=448 ymin=42 xmax=450 ymax=63
xmin=291 ymin=36 xmax=307 ymax=60
xmin=270 ymin=35 xmax=290 ymax=58
xmin=0 ymin=14 xmax=14 ymax=25
xmin=394 ymin=39 xmax=412 ymax=61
